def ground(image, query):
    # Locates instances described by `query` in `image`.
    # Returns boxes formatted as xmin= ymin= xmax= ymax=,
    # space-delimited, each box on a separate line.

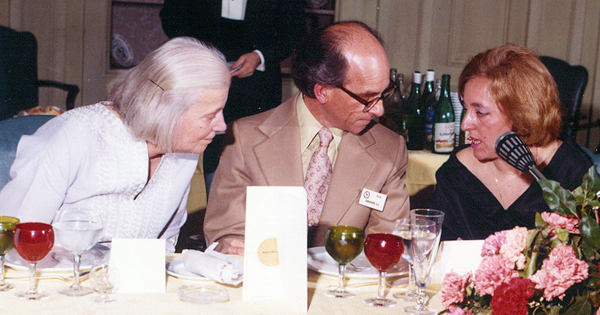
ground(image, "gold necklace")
xmin=494 ymin=177 xmax=506 ymax=207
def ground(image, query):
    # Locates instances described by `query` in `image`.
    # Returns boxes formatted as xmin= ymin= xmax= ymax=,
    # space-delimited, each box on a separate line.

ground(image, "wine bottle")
xmin=459 ymin=107 xmax=471 ymax=146
xmin=404 ymin=71 xmax=425 ymax=150
xmin=433 ymin=74 xmax=455 ymax=153
xmin=421 ymin=70 xmax=435 ymax=150
xmin=424 ymin=78 xmax=442 ymax=151
xmin=382 ymin=68 xmax=404 ymax=135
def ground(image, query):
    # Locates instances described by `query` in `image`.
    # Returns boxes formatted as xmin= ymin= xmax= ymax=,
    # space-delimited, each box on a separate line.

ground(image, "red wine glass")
xmin=363 ymin=233 xmax=404 ymax=307
xmin=13 ymin=222 xmax=54 ymax=300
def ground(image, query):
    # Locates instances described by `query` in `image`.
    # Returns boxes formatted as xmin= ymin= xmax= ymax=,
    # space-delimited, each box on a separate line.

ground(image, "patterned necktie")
xmin=305 ymin=127 xmax=334 ymax=226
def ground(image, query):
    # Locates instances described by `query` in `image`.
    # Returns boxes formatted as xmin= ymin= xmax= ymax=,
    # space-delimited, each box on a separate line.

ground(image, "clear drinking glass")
xmin=363 ymin=233 xmax=404 ymax=307
xmin=90 ymin=259 xmax=119 ymax=303
xmin=391 ymin=218 xmax=418 ymax=301
xmin=13 ymin=222 xmax=54 ymax=300
xmin=53 ymin=208 xmax=103 ymax=296
xmin=404 ymin=209 xmax=444 ymax=315
xmin=324 ymin=225 xmax=364 ymax=298
xmin=0 ymin=216 xmax=20 ymax=291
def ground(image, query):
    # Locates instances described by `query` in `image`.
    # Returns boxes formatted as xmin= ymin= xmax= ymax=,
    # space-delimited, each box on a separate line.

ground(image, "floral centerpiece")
xmin=441 ymin=166 xmax=600 ymax=315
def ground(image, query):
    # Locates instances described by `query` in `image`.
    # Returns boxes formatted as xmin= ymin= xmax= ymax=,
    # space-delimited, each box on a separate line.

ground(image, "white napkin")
xmin=182 ymin=242 xmax=244 ymax=285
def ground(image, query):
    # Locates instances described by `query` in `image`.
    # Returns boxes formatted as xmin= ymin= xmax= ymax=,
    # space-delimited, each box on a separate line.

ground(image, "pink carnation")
xmin=530 ymin=243 xmax=588 ymax=301
xmin=499 ymin=227 xmax=528 ymax=270
xmin=481 ymin=230 xmax=507 ymax=256
xmin=473 ymin=255 xmax=519 ymax=296
xmin=441 ymin=272 xmax=471 ymax=308
xmin=541 ymin=212 xmax=580 ymax=234
xmin=447 ymin=306 xmax=474 ymax=315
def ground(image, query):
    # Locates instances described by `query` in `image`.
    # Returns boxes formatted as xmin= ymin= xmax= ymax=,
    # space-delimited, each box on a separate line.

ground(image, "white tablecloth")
xmin=0 ymin=254 xmax=444 ymax=315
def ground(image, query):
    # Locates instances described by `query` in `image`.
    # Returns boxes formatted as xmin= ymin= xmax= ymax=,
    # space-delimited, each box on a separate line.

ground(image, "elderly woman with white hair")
xmin=0 ymin=37 xmax=230 ymax=252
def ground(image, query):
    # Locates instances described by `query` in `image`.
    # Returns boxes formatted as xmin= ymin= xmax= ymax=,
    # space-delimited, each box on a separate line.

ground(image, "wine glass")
xmin=52 ymin=208 xmax=103 ymax=296
xmin=12 ymin=222 xmax=54 ymax=300
xmin=391 ymin=218 xmax=418 ymax=301
xmin=409 ymin=209 xmax=444 ymax=301
xmin=0 ymin=216 xmax=20 ymax=291
xmin=90 ymin=259 xmax=119 ymax=303
xmin=404 ymin=219 xmax=438 ymax=315
xmin=324 ymin=225 xmax=365 ymax=298
xmin=363 ymin=233 xmax=404 ymax=307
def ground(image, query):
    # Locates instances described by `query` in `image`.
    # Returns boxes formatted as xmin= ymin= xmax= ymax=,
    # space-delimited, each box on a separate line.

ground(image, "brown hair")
xmin=458 ymin=44 xmax=562 ymax=146
xmin=291 ymin=21 xmax=383 ymax=98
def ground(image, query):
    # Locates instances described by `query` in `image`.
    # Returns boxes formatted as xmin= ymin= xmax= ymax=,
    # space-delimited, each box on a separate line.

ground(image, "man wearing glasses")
xmin=204 ymin=21 xmax=409 ymax=255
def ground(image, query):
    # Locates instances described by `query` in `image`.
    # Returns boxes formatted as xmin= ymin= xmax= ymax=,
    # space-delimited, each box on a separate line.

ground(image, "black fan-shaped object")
xmin=494 ymin=131 xmax=547 ymax=180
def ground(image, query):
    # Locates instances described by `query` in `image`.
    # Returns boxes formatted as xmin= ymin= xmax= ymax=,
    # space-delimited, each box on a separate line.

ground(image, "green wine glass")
xmin=324 ymin=225 xmax=365 ymax=298
xmin=0 ymin=216 xmax=20 ymax=291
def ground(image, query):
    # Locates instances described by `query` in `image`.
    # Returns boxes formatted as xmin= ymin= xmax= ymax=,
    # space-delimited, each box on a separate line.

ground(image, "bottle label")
xmin=434 ymin=122 xmax=455 ymax=152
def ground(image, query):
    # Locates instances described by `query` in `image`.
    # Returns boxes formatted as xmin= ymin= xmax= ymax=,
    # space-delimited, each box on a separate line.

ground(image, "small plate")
xmin=5 ymin=244 xmax=108 ymax=271
xmin=166 ymin=259 xmax=210 ymax=281
xmin=178 ymin=285 xmax=229 ymax=304
xmin=307 ymin=247 xmax=408 ymax=279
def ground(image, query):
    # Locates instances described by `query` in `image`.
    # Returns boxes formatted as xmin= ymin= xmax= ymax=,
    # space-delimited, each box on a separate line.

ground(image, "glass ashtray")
xmin=178 ymin=285 xmax=229 ymax=304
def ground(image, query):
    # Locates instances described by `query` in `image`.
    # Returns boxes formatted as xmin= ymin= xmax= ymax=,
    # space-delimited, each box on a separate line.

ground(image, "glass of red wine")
xmin=12 ymin=222 xmax=54 ymax=300
xmin=363 ymin=233 xmax=404 ymax=307
xmin=324 ymin=225 xmax=364 ymax=298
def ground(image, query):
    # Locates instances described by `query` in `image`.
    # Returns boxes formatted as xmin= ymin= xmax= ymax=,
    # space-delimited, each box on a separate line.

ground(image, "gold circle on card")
xmin=257 ymin=238 xmax=279 ymax=266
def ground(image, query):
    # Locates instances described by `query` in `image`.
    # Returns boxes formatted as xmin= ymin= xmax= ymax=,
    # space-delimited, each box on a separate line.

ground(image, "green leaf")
xmin=535 ymin=212 xmax=548 ymax=228
xmin=581 ymin=165 xmax=600 ymax=194
xmin=580 ymin=214 xmax=600 ymax=250
xmin=555 ymin=228 xmax=570 ymax=242
xmin=561 ymin=293 xmax=592 ymax=315
xmin=540 ymin=179 xmax=577 ymax=216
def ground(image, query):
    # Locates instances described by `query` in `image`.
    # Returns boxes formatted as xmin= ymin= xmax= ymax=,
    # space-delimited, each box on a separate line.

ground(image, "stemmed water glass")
xmin=363 ymin=233 xmax=404 ymax=307
xmin=324 ymin=225 xmax=364 ymax=298
xmin=52 ymin=208 xmax=103 ymax=296
xmin=90 ymin=259 xmax=119 ymax=303
xmin=12 ymin=222 xmax=54 ymax=300
xmin=391 ymin=218 xmax=418 ymax=301
xmin=0 ymin=216 xmax=20 ymax=291
xmin=404 ymin=209 xmax=444 ymax=315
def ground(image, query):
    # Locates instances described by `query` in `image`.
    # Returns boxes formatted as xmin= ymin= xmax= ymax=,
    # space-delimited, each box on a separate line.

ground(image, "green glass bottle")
xmin=382 ymin=68 xmax=404 ymax=135
xmin=404 ymin=71 xmax=425 ymax=150
xmin=433 ymin=74 xmax=455 ymax=153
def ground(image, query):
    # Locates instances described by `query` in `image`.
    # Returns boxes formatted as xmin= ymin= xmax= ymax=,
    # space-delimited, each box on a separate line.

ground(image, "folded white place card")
xmin=432 ymin=240 xmax=484 ymax=284
xmin=110 ymin=238 xmax=166 ymax=293
xmin=243 ymin=186 xmax=307 ymax=314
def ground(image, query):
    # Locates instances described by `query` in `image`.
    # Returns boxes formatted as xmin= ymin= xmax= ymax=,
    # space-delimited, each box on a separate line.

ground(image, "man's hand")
xmin=225 ymin=238 xmax=245 ymax=256
xmin=230 ymin=52 xmax=261 ymax=78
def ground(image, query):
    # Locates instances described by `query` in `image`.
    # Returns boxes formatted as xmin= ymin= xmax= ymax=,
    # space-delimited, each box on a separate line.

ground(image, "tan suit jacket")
xmin=204 ymin=94 xmax=410 ymax=252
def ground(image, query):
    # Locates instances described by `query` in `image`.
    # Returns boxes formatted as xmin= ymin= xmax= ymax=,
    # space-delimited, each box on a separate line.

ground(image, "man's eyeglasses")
xmin=338 ymin=81 xmax=397 ymax=112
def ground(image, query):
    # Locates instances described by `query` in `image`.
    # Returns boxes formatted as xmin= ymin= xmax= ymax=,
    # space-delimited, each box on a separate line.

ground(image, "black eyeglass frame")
xmin=337 ymin=81 xmax=397 ymax=112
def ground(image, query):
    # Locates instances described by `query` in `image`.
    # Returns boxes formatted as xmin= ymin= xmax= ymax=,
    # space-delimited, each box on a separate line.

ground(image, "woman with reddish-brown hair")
xmin=430 ymin=44 xmax=592 ymax=241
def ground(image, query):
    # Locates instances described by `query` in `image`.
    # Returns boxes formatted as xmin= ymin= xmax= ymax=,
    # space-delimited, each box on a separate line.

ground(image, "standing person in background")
xmin=160 ymin=0 xmax=306 ymax=180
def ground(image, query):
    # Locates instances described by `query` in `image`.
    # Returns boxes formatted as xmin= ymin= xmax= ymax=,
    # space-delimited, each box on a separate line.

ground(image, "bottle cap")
xmin=412 ymin=71 xmax=421 ymax=84
xmin=426 ymin=70 xmax=435 ymax=82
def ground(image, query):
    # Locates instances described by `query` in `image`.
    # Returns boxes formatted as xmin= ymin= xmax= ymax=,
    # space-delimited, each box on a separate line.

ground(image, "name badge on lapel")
xmin=359 ymin=188 xmax=387 ymax=211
